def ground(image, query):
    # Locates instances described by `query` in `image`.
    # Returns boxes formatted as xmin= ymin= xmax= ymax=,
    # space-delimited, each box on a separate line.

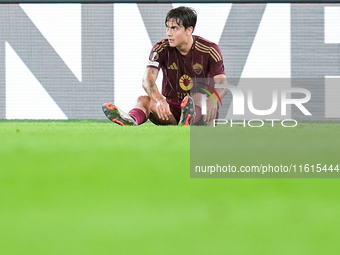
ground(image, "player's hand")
xmin=204 ymin=96 xmax=217 ymax=123
xmin=156 ymin=99 xmax=172 ymax=120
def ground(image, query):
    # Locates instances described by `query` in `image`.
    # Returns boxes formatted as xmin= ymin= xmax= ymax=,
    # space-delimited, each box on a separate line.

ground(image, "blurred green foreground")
xmin=0 ymin=121 xmax=340 ymax=255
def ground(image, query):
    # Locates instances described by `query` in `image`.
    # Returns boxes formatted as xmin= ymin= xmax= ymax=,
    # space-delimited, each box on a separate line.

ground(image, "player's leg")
xmin=178 ymin=94 xmax=212 ymax=126
xmin=129 ymin=95 xmax=178 ymax=125
xmin=191 ymin=93 xmax=217 ymax=126
xmin=102 ymin=102 xmax=138 ymax=126
xmin=128 ymin=95 xmax=151 ymax=124
xmin=147 ymin=98 xmax=178 ymax=125
xmin=102 ymin=95 xmax=151 ymax=126
xmin=179 ymin=96 xmax=195 ymax=126
xmin=102 ymin=95 xmax=178 ymax=126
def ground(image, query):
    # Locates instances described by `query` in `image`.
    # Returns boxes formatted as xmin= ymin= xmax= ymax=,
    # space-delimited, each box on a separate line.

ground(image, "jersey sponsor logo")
xmin=167 ymin=62 xmax=178 ymax=70
xmin=149 ymin=51 xmax=159 ymax=61
xmin=148 ymin=60 xmax=159 ymax=67
xmin=177 ymin=92 xmax=191 ymax=100
xmin=193 ymin=63 xmax=203 ymax=75
xmin=179 ymin=74 xmax=193 ymax=91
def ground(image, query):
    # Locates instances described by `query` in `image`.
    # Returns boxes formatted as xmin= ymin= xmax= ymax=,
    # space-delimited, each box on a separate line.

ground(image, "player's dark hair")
xmin=165 ymin=6 xmax=197 ymax=31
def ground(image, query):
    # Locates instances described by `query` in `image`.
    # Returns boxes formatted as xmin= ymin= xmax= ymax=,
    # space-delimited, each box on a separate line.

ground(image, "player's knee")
xmin=137 ymin=95 xmax=151 ymax=107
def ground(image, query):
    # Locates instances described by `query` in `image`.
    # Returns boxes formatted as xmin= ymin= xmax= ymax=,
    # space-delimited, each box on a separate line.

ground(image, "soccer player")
xmin=103 ymin=6 xmax=227 ymax=126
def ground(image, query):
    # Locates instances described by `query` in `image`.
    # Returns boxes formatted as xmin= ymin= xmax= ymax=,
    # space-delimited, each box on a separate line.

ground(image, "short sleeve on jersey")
xmin=207 ymin=43 xmax=225 ymax=78
xmin=147 ymin=51 xmax=161 ymax=69
xmin=146 ymin=40 xmax=169 ymax=70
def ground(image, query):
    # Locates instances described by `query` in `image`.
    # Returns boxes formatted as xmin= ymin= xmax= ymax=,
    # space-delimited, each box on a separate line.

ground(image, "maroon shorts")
xmin=149 ymin=98 xmax=182 ymax=125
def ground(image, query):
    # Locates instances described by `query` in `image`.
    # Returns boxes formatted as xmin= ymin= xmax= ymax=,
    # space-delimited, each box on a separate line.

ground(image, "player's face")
xmin=166 ymin=19 xmax=191 ymax=47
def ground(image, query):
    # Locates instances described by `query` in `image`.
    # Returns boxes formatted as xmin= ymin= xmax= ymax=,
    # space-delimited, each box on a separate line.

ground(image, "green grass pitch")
xmin=0 ymin=120 xmax=340 ymax=254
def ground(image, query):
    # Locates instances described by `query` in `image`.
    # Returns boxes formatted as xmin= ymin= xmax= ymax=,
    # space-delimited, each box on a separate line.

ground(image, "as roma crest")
xmin=193 ymin=63 xmax=203 ymax=75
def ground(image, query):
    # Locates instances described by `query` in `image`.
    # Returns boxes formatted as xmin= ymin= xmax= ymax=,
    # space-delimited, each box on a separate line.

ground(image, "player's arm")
xmin=204 ymin=74 xmax=227 ymax=122
xmin=204 ymin=42 xmax=227 ymax=123
xmin=142 ymin=67 xmax=171 ymax=120
xmin=213 ymin=74 xmax=228 ymax=99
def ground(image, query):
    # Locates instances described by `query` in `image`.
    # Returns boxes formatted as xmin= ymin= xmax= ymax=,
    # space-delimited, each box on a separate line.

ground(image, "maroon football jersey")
xmin=146 ymin=35 xmax=225 ymax=101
